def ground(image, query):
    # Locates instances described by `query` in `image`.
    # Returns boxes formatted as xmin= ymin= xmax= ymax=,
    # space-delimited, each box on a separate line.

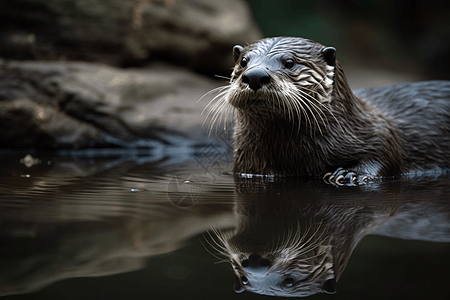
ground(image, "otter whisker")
xmin=310 ymin=71 xmax=333 ymax=93
xmin=274 ymin=225 xmax=309 ymax=259
xmin=308 ymin=70 xmax=332 ymax=97
xmin=287 ymin=90 xmax=302 ymax=125
xmin=222 ymin=103 xmax=235 ymax=131
xmin=291 ymin=79 xmax=330 ymax=119
xmin=278 ymin=91 xmax=292 ymax=121
xmin=202 ymin=231 xmax=233 ymax=262
xmin=200 ymin=239 xmax=228 ymax=262
xmin=292 ymin=93 xmax=325 ymax=136
xmin=205 ymin=100 xmax=224 ymax=133
xmin=274 ymin=91 xmax=289 ymax=121
xmin=202 ymin=88 xmax=230 ymax=129
xmin=296 ymin=85 xmax=325 ymax=96
xmin=209 ymin=100 xmax=231 ymax=135
xmin=204 ymin=86 xmax=239 ymax=134
xmin=291 ymin=235 xmax=328 ymax=258
xmin=297 ymin=86 xmax=349 ymax=135
xmin=213 ymin=259 xmax=231 ymax=265
xmin=209 ymin=102 xmax=226 ymax=134
xmin=214 ymin=75 xmax=232 ymax=81
xmin=275 ymin=87 xmax=292 ymax=123
xmin=290 ymin=92 xmax=321 ymax=136
xmin=283 ymin=93 xmax=299 ymax=140
xmin=295 ymin=89 xmax=329 ymax=129
xmin=198 ymin=85 xmax=229 ymax=104
xmin=202 ymin=86 xmax=230 ymax=117
xmin=216 ymin=100 xmax=232 ymax=132
xmin=293 ymin=232 xmax=329 ymax=258
xmin=289 ymin=219 xmax=325 ymax=255
xmin=285 ymin=89 xmax=310 ymax=133
xmin=206 ymin=229 xmax=230 ymax=251
xmin=290 ymin=94 xmax=307 ymax=134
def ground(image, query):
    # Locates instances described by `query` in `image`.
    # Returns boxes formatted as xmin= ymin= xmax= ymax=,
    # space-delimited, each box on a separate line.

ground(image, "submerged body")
xmin=220 ymin=37 xmax=450 ymax=183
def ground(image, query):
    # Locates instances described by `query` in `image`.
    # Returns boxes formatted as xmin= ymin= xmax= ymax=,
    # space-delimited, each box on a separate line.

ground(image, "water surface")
xmin=0 ymin=142 xmax=449 ymax=299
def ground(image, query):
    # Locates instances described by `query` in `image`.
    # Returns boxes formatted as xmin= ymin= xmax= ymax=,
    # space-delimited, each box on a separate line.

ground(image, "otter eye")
xmin=241 ymin=276 xmax=249 ymax=285
xmin=283 ymin=277 xmax=295 ymax=287
xmin=240 ymin=57 xmax=248 ymax=68
xmin=284 ymin=59 xmax=295 ymax=69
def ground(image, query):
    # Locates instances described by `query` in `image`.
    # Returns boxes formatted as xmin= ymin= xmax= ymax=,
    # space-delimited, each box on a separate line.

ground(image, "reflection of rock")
xmin=371 ymin=178 xmax=450 ymax=243
xmin=0 ymin=60 xmax=227 ymax=148
xmin=0 ymin=0 xmax=261 ymax=75
xmin=214 ymin=176 xmax=450 ymax=297
xmin=0 ymin=157 xmax=236 ymax=297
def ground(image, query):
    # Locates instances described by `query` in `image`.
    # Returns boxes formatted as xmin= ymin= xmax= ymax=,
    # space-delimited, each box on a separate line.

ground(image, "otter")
xmin=207 ymin=37 xmax=450 ymax=184
xmin=211 ymin=175 xmax=450 ymax=297
xmin=211 ymin=177 xmax=401 ymax=297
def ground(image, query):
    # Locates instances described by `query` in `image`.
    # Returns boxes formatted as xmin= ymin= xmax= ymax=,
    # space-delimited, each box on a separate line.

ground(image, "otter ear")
xmin=322 ymin=277 xmax=337 ymax=294
xmin=233 ymin=45 xmax=245 ymax=63
xmin=234 ymin=277 xmax=245 ymax=293
xmin=322 ymin=47 xmax=336 ymax=67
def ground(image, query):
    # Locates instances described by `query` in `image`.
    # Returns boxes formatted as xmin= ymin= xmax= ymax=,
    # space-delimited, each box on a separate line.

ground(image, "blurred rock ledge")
xmin=0 ymin=60 xmax=228 ymax=149
xmin=0 ymin=0 xmax=261 ymax=149
xmin=0 ymin=0 xmax=261 ymax=75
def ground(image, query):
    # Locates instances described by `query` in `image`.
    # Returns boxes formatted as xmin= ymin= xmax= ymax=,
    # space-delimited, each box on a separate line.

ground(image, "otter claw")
xmin=335 ymin=175 xmax=345 ymax=186
xmin=323 ymin=172 xmax=332 ymax=181
xmin=324 ymin=168 xmax=361 ymax=186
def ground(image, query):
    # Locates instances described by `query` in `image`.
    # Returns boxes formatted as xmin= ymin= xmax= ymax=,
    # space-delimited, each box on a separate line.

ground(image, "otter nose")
xmin=242 ymin=68 xmax=270 ymax=91
xmin=241 ymin=254 xmax=270 ymax=274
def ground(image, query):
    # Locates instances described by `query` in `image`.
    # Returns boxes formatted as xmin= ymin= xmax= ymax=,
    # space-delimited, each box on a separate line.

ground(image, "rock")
xmin=0 ymin=97 xmax=107 ymax=148
xmin=0 ymin=0 xmax=262 ymax=75
xmin=0 ymin=60 xmax=228 ymax=149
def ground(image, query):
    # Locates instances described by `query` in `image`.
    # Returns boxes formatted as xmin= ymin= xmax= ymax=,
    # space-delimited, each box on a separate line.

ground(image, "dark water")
xmin=1 ymin=140 xmax=450 ymax=299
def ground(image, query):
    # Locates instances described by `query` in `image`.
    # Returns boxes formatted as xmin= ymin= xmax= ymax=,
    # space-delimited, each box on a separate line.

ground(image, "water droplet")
xmin=20 ymin=174 xmax=31 ymax=178
xmin=130 ymin=188 xmax=140 ymax=192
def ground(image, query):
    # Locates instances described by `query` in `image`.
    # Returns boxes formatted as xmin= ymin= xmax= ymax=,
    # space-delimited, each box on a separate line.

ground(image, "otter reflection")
xmin=212 ymin=176 xmax=450 ymax=297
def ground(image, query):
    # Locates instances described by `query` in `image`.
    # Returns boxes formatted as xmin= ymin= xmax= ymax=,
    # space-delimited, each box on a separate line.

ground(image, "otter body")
xmin=354 ymin=81 xmax=450 ymax=172
xmin=221 ymin=37 xmax=450 ymax=183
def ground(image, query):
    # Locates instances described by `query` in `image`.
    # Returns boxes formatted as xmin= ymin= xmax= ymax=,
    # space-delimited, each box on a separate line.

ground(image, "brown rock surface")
xmin=0 ymin=60 xmax=226 ymax=149
xmin=0 ymin=0 xmax=262 ymax=75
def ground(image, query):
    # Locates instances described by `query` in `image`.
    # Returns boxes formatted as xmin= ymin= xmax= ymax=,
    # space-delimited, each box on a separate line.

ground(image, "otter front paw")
xmin=323 ymin=168 xmax=372 ymax=186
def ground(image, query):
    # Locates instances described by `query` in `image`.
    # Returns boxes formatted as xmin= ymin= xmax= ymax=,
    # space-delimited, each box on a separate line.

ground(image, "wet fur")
xmin=205 ymin=37 xmax=450 ymax=178
xmin=354 ymin=82 xmax=450 ymax=171
xmin=209 ymin=177 xmax=400 ymax=297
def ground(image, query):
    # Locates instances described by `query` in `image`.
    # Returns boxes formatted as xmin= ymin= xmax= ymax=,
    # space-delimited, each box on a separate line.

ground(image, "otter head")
xmin=231 ymin=251 xmax=337 ymax=297
xmin=214 ymin=218 xmax=338 ymax=297
xmin=228 ymin=37 xmax=336 ymax=117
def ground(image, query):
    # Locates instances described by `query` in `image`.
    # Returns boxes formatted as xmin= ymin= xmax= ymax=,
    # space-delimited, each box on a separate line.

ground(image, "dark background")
xmin=247 ymin=0 xmax=450 ymax=80
xmin=1 ymin=0 xmax=450 ymax=79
